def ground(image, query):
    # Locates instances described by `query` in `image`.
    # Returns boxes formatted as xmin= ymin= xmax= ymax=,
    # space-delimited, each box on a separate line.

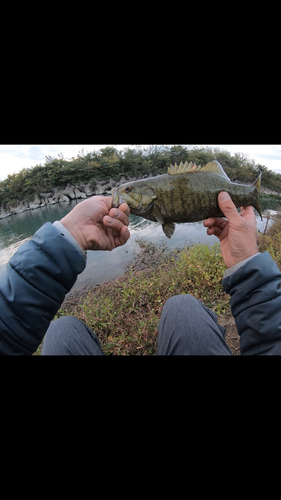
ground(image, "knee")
xmin=42 ymin=316 xmax=98 ymax=355
xmin=48 ymin=315 xmax=82 ymax=341
xmin=162 ymin=294 xmax=198 ymax=316
xmin=158 ymin=295 xmax=198 ymax=355
xmin=42 ymin=316 xmax=77 ymax=354
xmin=158 ymin=294 xmax=198 ymax=337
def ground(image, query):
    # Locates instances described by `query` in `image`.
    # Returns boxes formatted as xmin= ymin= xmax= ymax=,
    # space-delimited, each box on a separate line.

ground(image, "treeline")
xmin=1 ymin=145 xmax=281 ymax=208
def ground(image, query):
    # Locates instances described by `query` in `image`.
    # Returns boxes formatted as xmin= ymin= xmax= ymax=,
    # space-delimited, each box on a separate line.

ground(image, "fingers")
xmin=103 ymin=196 xmax=130 ymax=217
xmin=116 ymin=224 xmax=131 ymax=247
xmin=204 ymin=216 xmax=229 ymax=241
xmin=103 ymin=212 xmax=130 ymax=242
xmin=108 ymin=206 xmax=130 ymax=227
xmin=118 ymin=203 xmax=130 ymax=216
xmin=206 ymin=226 xmax=222 ymax=237
xmin=240 ymin=205 xmax=255 ymax=218
xmin=217 ymin=192 xmax=240 ymax=221
xmin=102 ymin=196 xmax=113 ymax=210
xmin=203 ymin=217 xmax=228 ymax=230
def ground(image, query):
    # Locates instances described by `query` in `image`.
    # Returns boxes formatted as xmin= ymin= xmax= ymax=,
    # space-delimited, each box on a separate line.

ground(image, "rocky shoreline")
xmin=1 ymin=173 xmax=280 ymax=220
xmin=0 ymin=174 xmax=151 ymax=219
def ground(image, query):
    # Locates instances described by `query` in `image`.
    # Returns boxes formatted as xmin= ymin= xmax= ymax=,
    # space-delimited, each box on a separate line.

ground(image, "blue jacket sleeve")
xmin=0 ymin=223 xmax=86 ymax=354
xmin=223 ymin=252 xmax=281 ymax=355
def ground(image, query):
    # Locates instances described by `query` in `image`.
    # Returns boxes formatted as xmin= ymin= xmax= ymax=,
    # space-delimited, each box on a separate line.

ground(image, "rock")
xmin=52 ymin=191 xmax=61 ymax=201
xmin=74 ymin=188 xmax=87 ymax=199
xmin=96 ymin=179 xmax=108 ymax=186
xmin=59 ymin=194 xmax=70 ymax=202
xmin=40 ymin=192 xmax=53 ymax=198
xmin=0 ymin=207 xmax=12 ymax=218
xmin=29 ymin=195 xmax=41 ymax=209
xmin=63 ymin=187 xmax=76 ymax=199
xmin=95 ymin=184 xmax=107 ymax=195
xmin=108 ymin=178 xmax=116 ymax=188
xmin=261 ymin=187 xmax=281 ymax=196
xmin=119 ymin=176 xmax=127 ymax=184
xmin=10 ymin=204 xmax=23 ymax=214
xmin=29 ymin=202 xmax=40 ymax=210
xmin=79 ymin=183 xmax=95 ymax=196
xmin=48 ymin=197 xmax=56 ymax=205
xmin=23 ymin=201 xmax=30 ymax=211
xmin=0 ymin=211 xmax=11 ymax=219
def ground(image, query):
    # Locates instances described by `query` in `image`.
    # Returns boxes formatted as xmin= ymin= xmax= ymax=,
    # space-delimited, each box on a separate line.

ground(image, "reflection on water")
xmin=0 ymin=197 xmax=279 ymax=292
xmin=0 ymin=200 xmax=79 ymax=250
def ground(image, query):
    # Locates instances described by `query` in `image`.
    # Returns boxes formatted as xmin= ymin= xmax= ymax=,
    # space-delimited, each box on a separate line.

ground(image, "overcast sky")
xmin=0 ymin=144 xmax=281 ymax=182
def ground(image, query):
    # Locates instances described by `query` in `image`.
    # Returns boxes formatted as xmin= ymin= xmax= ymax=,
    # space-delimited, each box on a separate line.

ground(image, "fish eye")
xmin=124 ymin=187 xmax=131 ymax=193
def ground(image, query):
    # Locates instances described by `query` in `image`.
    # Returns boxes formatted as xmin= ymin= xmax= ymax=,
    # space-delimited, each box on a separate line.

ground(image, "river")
xmin=0 ymin=196 xmax=280 ymax=294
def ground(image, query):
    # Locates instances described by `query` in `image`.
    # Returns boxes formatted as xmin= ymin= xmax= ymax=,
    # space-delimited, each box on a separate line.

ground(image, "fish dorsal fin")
xmin=199 ymin=160 xmax=230 ymax=180
xmin=168 ymin=161 xmax=200 ymax=175
xmin=168 ymin=159 xmax=230 ymax=181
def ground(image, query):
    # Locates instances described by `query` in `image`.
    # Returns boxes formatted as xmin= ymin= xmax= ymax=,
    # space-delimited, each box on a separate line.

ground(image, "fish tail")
xmin=253 ymin=173 xmax=262 ymax=220
xmin=254 ymin=172 xmax=262 ymax=192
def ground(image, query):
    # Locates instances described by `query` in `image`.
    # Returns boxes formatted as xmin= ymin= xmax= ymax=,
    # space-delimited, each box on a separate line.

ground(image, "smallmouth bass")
xmin=112 ymin=160 xmax=262 ymax=238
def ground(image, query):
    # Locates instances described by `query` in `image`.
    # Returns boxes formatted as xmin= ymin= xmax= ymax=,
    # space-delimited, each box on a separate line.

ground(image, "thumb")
xmin=218 ymin=192 xmax=239 ymax=221
xmin=102 ymin=196 xmax=113 ymax=210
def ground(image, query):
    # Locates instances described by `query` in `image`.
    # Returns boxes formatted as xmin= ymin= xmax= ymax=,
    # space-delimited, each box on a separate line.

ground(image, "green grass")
xmin=52 ymin=242 xmax=229 ymax=355
xmin=34 ymin=211 xmax=281 ymax=355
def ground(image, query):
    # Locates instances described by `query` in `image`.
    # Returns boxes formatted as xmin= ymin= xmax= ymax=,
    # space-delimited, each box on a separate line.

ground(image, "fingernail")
xmin=219 ymin=191 xmax=230 ymax=202
xmin=111 ymin=209 xmax=119 ymax=218
xmin=107 ymin=216 xmax=114 ymax=224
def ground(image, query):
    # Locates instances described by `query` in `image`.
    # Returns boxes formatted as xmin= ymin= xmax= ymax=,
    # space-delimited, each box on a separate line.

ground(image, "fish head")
xmin=112 ymin=180 xmax=156 ymax=215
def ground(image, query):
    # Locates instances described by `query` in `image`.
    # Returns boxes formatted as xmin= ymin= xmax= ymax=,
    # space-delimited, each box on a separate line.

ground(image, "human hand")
xmin=60 ymin=196 xmax=130 ymax=251
xmin=203 ymin=192 xmax=259 ymax=268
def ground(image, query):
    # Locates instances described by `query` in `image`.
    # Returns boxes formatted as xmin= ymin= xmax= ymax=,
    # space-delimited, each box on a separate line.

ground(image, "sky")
xmin=0 ymin=144 xmax=281 ymax=182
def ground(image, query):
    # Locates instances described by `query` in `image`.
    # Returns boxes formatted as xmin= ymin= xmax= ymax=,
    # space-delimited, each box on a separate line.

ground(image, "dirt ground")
xmin=218 ymin=312 xmax=240 ymax=355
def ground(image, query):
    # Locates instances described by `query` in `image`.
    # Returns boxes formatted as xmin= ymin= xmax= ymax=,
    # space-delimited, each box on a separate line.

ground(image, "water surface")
xmin=0 ymin=197 xmax=279 ymax=292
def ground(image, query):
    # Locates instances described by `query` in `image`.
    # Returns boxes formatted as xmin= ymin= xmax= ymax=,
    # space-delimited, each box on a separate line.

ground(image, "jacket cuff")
xmin=223 ymin=253 xmax=260 ymax=278
xmin=53 ymin=221 xmax=87 ymax=261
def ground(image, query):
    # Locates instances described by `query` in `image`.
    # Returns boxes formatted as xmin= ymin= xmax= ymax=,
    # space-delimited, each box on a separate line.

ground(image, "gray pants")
xmin=41 ymin=294 xmax=232 ymax=355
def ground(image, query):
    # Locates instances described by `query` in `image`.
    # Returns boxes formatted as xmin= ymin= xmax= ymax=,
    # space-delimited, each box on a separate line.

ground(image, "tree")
xmin=45 ymin=155 xmax=55 ymax=164
xmin=1 ymin=146 xmax=281 ymax=208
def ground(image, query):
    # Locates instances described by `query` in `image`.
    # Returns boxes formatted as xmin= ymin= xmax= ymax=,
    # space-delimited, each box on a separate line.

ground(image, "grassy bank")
xmin=33 ymin=212 xmax=281 ymax=356
xmin=51 ymin=242 xmax=230 ymax=355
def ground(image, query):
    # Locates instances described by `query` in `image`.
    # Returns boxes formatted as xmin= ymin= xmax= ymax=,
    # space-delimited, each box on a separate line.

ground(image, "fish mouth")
xmin=111 ymin=188 xmax=123 ymax=208
xmin=129 ymin=202 xmax=154 ymax=216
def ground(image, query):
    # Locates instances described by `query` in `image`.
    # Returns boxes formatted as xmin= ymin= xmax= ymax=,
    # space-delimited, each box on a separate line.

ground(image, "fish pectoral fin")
xmin=152 ymin=205 xmax=165 ymax=225
xmin=162 ymin=222 xmax=176 ymax=238
xmin=152 ymin=205 xmax=175 ymax=237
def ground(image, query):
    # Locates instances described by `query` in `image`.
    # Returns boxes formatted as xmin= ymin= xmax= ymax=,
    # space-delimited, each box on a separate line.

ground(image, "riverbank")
xmin=34 ymin=241 xmax=237 ymax=355
xmin=1 ymin=171 xmax=281 ymax=220
xmin=0 ymin=174 xmax=153 ymax=219
xmin=33 ymin=212 xmax=281 ymax=356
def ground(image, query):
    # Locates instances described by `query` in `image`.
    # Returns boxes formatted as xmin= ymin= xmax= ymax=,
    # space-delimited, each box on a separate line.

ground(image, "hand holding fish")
xmin=60 ymin=196 xmax=130 ymax=251
xmin=204 ymin=192 xmax=259 ymax=268
xmin=112 ymin=160 xmax=262 ymax=239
